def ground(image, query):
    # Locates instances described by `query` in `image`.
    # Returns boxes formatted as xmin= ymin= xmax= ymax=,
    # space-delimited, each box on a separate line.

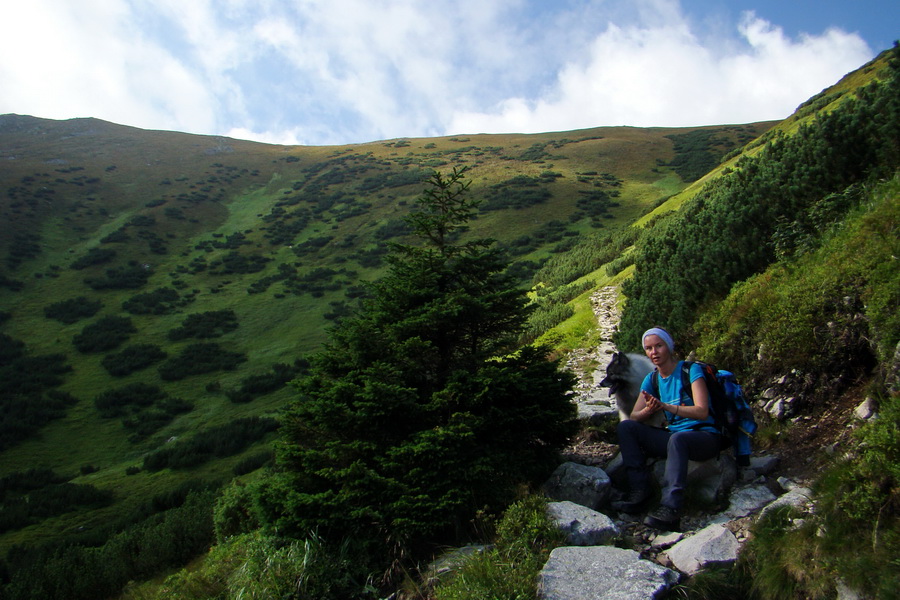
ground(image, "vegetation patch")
xmin=142 ymin=417 xmax=279 ymax=471
xmin=122 ymin=287 xmax=181 ymax=314
xmin=84 ymin=262 xmax=152 ymax=290
xmin=69 ymin=247 xmax=117 ymax=270
xmin=101 ymin=344 xmax=168 ymax=376
xmin=94 ymin=382 xmax=192 ymax=439
xmin=73 ymin=315 xmax=137 ymax=353
xmin=167 ymin=309 xmax=238 ymax=340
xmin=0 ymin=469 xmax=113 ymax=534
xmin=43 ymin=296 xmax=103 ymax=324
xmin=158 ymin=342 xmax=247 ymax=380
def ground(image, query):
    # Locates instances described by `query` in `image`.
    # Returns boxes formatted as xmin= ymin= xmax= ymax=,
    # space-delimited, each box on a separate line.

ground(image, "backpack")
xmin=651 ymin=360 xmax=757 ymax=466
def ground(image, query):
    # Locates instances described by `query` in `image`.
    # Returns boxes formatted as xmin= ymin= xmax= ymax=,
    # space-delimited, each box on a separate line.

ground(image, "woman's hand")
xmin=642 ymin=390 xmax=662 ymax=413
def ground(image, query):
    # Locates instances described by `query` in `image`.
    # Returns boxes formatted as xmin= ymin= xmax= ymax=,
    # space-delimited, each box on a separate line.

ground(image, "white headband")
xmin=642 ymin=327 xmax=674 ymax=352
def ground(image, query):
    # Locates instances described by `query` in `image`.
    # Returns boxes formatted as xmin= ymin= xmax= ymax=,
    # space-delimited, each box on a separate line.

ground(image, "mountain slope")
xmin=0 ymin=115 xmax=771 ymax=551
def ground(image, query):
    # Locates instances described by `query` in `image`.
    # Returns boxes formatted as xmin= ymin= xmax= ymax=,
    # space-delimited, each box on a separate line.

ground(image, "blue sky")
xmin=0 ymin=0 xmax=895 ymax=146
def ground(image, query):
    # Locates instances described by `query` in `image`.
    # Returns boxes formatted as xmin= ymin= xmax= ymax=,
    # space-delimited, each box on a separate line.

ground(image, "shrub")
xmin=122 ymin=288 xmax=180 ymax=315
xmin=44 ymin=296 xmax=103 ymax=324
xmin=167 ymin=310 xmax=238 ymax=341
xmin=158 ymin=343 xmax=247 ymax=381
xmin=142 ymin=417 xmax=279 ymax=471
xmin=433 ymin=495 xmax=565 ymax=600
xmin=73 ymin=315 xmax=136 ymax=353
xmin=84 ymin=263 xmax=152 ymax=290
xmin=94 ymin=383 xmax=192 ymax=439
xmin=69 ymin=247 xmax=116 ymax=270
xmin=101 ymin=344 xmax=167 ymax=376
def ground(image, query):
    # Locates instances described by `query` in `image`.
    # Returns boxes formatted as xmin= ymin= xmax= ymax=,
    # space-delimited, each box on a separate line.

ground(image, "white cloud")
xmin=447 ymin=8 xmax=873 ymax=134
xmin=0 ymin=0 xmax=878 ymax=145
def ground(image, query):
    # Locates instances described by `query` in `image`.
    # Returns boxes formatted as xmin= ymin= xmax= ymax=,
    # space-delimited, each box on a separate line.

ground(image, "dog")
xmin=598 ymin=351 xmax=657 ymax=422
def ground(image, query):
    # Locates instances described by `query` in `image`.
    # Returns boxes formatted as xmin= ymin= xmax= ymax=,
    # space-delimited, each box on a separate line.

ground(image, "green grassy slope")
xmin=0 ymin=115 xmax=772 ymax=551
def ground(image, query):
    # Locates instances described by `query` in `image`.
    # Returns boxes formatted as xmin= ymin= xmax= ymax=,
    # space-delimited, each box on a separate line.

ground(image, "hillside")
xmin=0 ymin=116 xmax=770 ymax=551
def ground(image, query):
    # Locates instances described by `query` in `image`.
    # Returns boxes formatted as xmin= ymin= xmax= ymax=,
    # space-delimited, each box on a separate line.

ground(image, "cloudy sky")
xmin=0 ymin=0 xmax=895 ymax=146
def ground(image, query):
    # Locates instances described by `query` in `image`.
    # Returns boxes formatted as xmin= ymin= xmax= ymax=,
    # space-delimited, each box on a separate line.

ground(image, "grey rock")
xmin=854 ymin=397 xmax=878 ymax=420
xmin=723 ymin=485 xmax=777 ymax=518
xmin=542 ymin=462 xmax=612 ymax=510
xmin=547 ymin=501 xmax=620 ymax=546
xmin=538 ymin=546 xmax=679 ymax=600
xmin=759 ymin=487 xmax=813 ymax=518
xmin=748 ymin=454 xmax=780 ymax=476
xmin=667 ymin=524 xmax=740 ymax=575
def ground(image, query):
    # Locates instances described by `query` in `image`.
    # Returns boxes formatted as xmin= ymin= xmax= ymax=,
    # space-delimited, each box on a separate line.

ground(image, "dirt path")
xmin=563 ymin=286 xmax=621 ymax=405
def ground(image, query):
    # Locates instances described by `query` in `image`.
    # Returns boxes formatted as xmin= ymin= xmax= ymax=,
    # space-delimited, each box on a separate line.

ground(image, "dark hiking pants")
xmin=617 ymin=420 xmax=724 ymax=511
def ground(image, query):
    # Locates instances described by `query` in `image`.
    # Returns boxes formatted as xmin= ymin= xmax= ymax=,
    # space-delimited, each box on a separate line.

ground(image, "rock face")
xmin=538 ymin=546 xmax=679 ymax=600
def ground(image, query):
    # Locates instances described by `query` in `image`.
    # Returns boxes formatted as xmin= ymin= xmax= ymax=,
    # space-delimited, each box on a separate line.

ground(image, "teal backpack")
xmin=651 ymin=360 xmax=757 ymax=466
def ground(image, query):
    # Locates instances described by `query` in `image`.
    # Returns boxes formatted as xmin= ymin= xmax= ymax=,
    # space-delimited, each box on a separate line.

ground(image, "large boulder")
xmin=542 ymin=462 xmax=612 ymax=510
xmin=538 ymin=546 xmax=679 ymax=600
xmin=666 ymin=523 xmax=740 ymax=575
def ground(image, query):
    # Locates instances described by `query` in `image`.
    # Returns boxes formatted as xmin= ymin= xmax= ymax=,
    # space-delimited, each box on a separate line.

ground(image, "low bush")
xmin=73 ymin=315 xmax=136 ymax=353
xmin=2 ymin=489 xmax=216 ymax=600
xmin=433 ymin=495 xmax=565 ymax=600
xmin=123 ymin=287 xmax=180 ymax=315
xmin=0 ymin=469 xmax=113 ymax=534
xmin=94 ymin=382 xmax=192 ymax=439
xmin=142 ymin=417 xmax=279 ymax=471
xmin=167 ymin=309 xmax=238 ymax=340
xmin=69 ymin=247 xmax=116 ymax=270
xmin=101 ymin=344 xmax=168 ymax=376
xmin=84 ymin=263 xmax=152 ymax=290
xmin=158 ymin=343 xmax=247 ymax=381
xmin=0 ymin=338 xmax=74 ymax=449
xmin=43 ymin=296 xmax=103 ymax=324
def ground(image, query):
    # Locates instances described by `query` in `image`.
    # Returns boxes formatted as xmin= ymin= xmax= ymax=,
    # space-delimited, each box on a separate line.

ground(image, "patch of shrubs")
xmin=232 ymin=450 xmax=275 ymax=475
xmin=44 ymin=296 xmax=103 ymax=324
xmin=122 ymin=287 xmax=180 ymax=315
xmin=2 ymin=487 xmax=216 ymax=600
xmin=168 ymin=309 xmax=238 ymax=340
xmin=101 ymin=344 xmax=168 ymax=376
xmin=94 ymin=382 xmax=192 ymax=439
xmin=0 ymin=468 xmax=113 ymax=534
xmin=158 ymin=343 xmax=247 ymax=381
xmin=142 ymin=417 xmax=279 ymax=471
xmin=84 ymin=262 xmax=152 ymax=290
xmin=1 ymin=334 xmax=75 ymax=449
xmin=69 ymin=247 xmax=116 ymax=270
xmin=225 ymin=360 xmax=308 ymax=403
xmin=208 ymin=251 xmax=270 ymax=275
xmin=73 ymin=316 xmax=136 ymax=353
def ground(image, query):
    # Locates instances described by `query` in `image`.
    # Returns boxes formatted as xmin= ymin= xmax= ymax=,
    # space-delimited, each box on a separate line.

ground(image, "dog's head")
xmin=598 ymin=352 xmax=629 ymax=395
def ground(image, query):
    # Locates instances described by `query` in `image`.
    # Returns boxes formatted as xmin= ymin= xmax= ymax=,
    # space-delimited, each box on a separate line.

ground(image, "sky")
xmin=0 ymin=0 xmax=896 ymax=146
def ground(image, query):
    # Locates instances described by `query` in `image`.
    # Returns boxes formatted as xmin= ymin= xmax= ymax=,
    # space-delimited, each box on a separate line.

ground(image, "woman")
xmin=611 ymin=327 xmax=724 ymax=531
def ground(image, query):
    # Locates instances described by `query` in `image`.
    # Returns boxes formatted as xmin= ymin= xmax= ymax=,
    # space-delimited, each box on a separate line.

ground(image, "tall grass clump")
xmin=432 ymin=495 xmax=565 ymax=600
xmin=122 ymin=530 xmax=375 ymax=600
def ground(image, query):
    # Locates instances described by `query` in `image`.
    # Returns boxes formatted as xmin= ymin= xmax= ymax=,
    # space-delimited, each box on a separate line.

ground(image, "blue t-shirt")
xmin=640 ymin=361 xmax=717 ymax=432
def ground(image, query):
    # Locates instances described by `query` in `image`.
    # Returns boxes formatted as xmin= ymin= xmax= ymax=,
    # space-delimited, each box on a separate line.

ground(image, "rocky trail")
xmin=538 ymin=286 xmax=828 ymax=600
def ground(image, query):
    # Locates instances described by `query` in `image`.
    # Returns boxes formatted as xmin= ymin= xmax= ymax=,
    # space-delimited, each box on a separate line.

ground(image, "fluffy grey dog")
xmin=598 ymin=352 xmax=656 ymax=421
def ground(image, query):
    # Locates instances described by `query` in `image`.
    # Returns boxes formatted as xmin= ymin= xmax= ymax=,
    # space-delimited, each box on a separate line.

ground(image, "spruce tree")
xmin=268 ymin=167 xmax=577 ymax=545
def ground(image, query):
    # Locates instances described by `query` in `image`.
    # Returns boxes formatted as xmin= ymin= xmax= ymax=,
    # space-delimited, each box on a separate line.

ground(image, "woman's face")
xmin=643 ymin=334 xmax=671 ymax=366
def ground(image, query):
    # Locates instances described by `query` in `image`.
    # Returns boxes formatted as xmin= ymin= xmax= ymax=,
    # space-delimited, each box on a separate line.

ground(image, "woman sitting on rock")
xmin=611 ymin=327 xmax=725 ymax=531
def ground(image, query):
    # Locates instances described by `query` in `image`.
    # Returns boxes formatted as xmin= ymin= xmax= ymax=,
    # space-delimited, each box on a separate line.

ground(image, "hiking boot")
xmin=643 ymin=505 xmax=680 ymax=531
xmin=610 ymin=488 xmax=650 ymax=514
